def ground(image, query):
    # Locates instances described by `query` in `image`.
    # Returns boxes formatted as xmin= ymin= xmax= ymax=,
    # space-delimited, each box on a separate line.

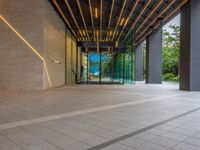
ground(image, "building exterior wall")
xmin=71 ymin=36 xmax=77 ymax=84
xmin=0 ymin=0 xmax=44 ymax=90
xmin=0 ymin=0 xmax=76 ymax=90
xmin=65 ymin=30 xmax=77 ymax=84
xmin=43 ymin=1 xmax=66 ymax=89
xmin=66 ymin=30 xmax=72 ymax=84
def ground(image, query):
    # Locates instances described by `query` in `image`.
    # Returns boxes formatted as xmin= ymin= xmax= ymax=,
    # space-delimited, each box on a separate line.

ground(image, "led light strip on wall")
xmin=0 ymin=15 xmax=52 ymax=87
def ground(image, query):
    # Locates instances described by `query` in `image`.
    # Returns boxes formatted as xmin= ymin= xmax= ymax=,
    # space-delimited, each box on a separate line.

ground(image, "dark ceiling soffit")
xmin=135 ymin=10 xmax=180 ymax=47
xmin=48 ymin=0 xmax=77 ymax=38
xmin=77 ymin=41 xmax=123 ymax=48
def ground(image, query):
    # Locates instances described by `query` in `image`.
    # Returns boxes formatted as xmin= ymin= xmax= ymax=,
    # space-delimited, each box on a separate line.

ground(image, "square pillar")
xmin=135 ymin=42 xmax=144 ymax=81
xmin=180 ymin=0 xmax=200 ymax=91
xmin=146 ymin=28 xmax=162 ymax=84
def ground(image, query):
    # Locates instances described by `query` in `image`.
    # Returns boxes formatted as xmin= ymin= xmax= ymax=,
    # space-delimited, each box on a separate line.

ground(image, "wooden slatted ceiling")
xmin=49 ymin=0 xmax=188 ymax=45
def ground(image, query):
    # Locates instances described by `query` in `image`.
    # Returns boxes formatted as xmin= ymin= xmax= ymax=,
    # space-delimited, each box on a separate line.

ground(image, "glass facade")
xmin=77 ymin=44 xmax=135 ymax=84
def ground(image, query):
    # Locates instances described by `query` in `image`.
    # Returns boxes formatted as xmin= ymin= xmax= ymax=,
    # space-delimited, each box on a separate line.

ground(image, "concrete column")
xmin=135 ymin=42 xmax=144 ymax=81
xmin=180 ymin=0 xmax=200 ymax=91
xmin=146 ymin=28 xmax=162 ymax=84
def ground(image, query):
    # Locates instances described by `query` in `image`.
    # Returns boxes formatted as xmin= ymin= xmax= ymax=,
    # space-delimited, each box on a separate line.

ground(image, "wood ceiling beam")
xmin=88 ymin=0 xmax=95 ymax=40
xmin=136 ymin=0 xmax=188 ymax=45
xmin=106 ymin=0 xmax=114 ymax=41
xmin=124 ymin=0 xmax=151 ymax=39
xmin=135 ymin=0 xmax=163 ymax=34
xmin=100 ymin=0 xmax=103 ymax=41
xmin=135 ymin=0 xmax=176 ymax=41
xmin=111 ymin=0 xmax=127 ymax=41
xmin=117 ymin=0 xmax=139 ymax=41
xmin=76 ymin=0 xmax=90 ymax=41
xmin=52 ymin=0 xmax=76 ymax=37
xmin=64 ymin=0 xmax=84 ymax=40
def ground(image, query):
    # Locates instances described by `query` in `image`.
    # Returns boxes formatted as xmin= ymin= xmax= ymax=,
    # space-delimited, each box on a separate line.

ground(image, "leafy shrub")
xmin=170 ymin=76 xmax=179 ymax=82
xmin=163 ymin=73 xmax=175 ymax=81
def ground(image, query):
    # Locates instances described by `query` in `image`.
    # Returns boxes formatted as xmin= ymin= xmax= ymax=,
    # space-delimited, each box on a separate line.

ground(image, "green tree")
xmin=162 ymin=25 xmax=180 ymax=81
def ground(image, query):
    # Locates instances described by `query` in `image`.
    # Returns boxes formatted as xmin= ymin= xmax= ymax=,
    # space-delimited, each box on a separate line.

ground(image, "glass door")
xmin=101 ymin=51 xmax=112 ymax=83
xmin=88 ymin=51 xmax=100 ymax=83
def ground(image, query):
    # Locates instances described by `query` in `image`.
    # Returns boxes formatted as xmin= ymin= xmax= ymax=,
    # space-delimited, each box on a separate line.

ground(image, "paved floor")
xmin=1 ymin=82 xmax=200 ymax=150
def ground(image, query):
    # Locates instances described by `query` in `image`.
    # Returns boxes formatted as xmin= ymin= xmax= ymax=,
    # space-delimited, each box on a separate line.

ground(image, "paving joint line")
xmin=0 ymin=92 xmax=190 ymax=130
xmin=87 ymin=106 xmax=200 ymax=150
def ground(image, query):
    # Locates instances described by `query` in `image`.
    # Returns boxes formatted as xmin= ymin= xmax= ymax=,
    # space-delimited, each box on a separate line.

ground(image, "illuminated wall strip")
xmin=64 ymin=0 xmax=84 ymax=40
xmin=52 ymin=0 xmax=76 ymax=37
xmin=117 ymin=0 xmax=139 ymax=41
xmin=43 ymin=61 xmax=52 ymax=87
xmin=125 ymin=0 xmax=151 ymax=39
xmin=0 ymin=15 xmax=44 ymax=61
xmin=76 ymin=0 xmax=90 ymax=41
xmin=112 ymin=0 xmax=127 ymax=41
xmin=88 ymin=0 xmax=95 ymax=40
xmin=135 ymin=0 xmax=163 ymax=33
xmin=0 ymin=15 xmax=52 ymax=87
xmin=106 ymin=0 xmax=114 ymax=41
xmin=135 ymin=0 xmax=176 ymax=41
xmin=136 ymin=0 xmax=188 ymax=44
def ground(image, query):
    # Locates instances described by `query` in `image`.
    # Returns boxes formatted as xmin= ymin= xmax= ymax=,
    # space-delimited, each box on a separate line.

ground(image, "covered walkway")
xmin=1 ymin=83 xmax=200 ymax=150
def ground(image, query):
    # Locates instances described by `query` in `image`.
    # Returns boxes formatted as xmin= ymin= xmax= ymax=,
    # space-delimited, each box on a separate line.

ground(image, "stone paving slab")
xmin=0 ymin=83 xmax=200 ymax=150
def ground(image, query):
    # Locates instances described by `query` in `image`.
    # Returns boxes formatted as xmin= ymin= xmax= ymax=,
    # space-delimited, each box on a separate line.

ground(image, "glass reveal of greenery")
xmin=162 ymin=25 xmax=180 ymax=81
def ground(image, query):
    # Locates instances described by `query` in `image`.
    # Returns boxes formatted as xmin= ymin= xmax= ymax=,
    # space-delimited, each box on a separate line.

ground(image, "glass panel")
xmin=81 ymin=52 xmax=88 ymax=83
xmin=124 ymin=31 xmax=135 ymax=84
xmin=88 ymin=52 xmax=100 ymax=83
xmin=113 ymin=51 xmax=124 ymax=83
xmin=79 ymin=46 xmax=135 ymax=84
xmin=101 ymin=51 xmax=112 ymax=83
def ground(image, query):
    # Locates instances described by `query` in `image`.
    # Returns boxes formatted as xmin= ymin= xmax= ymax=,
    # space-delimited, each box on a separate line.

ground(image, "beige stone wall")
xmin=71 ymin=36 xmax=77 ymax=84
xmin=0 ymin=0 xmax=44 ymax=90
xmin=77 ymin=47 xmax=81 ymax=83
xmin=66 ymin=30 xmax=72 ymax=84
xmin=65 ymin=30 xmax=77 ymax=84
xmin=43 ymin=1 xmax=66 ymax=89
xmin=0 ymin=0 xmax=74 ymax=90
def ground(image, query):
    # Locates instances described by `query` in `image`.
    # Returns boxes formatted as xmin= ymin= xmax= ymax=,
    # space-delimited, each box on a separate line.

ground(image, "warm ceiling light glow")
xmin=77 ymin=0 xmax=90 ymax=41
xmin=115 ymin=41 xmax=119 ymax=47
xmin=0 ymin=15 xmax=52 ymax=87
xmin=107 ymin=47 xmax=110 ymax=52
xmin=95 ymin=8 xmax=98 ymax=18
xmin=120 ymin=18 xmax=125 ymax=26
xmin=82 ymin=30 xmax=86 ymax=36
xmin=97 ymin=41 xmax=99 ymax=52
xmin=53 ymin=0 xmax=76 ymax=37
xmin=109 ymin=30 xmax=113 ymax=36
xmin=0 ymin=15 xmax=44 ymax=61
xmin=89 ymin=0 xmax=95 ymax=38
xmin=96 ymin=30 xmax=99 ymax=40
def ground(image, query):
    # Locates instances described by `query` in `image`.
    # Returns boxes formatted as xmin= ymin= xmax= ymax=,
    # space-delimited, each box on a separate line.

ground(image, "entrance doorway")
xmin=79 ymin=47 xmax=135 ymax=84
